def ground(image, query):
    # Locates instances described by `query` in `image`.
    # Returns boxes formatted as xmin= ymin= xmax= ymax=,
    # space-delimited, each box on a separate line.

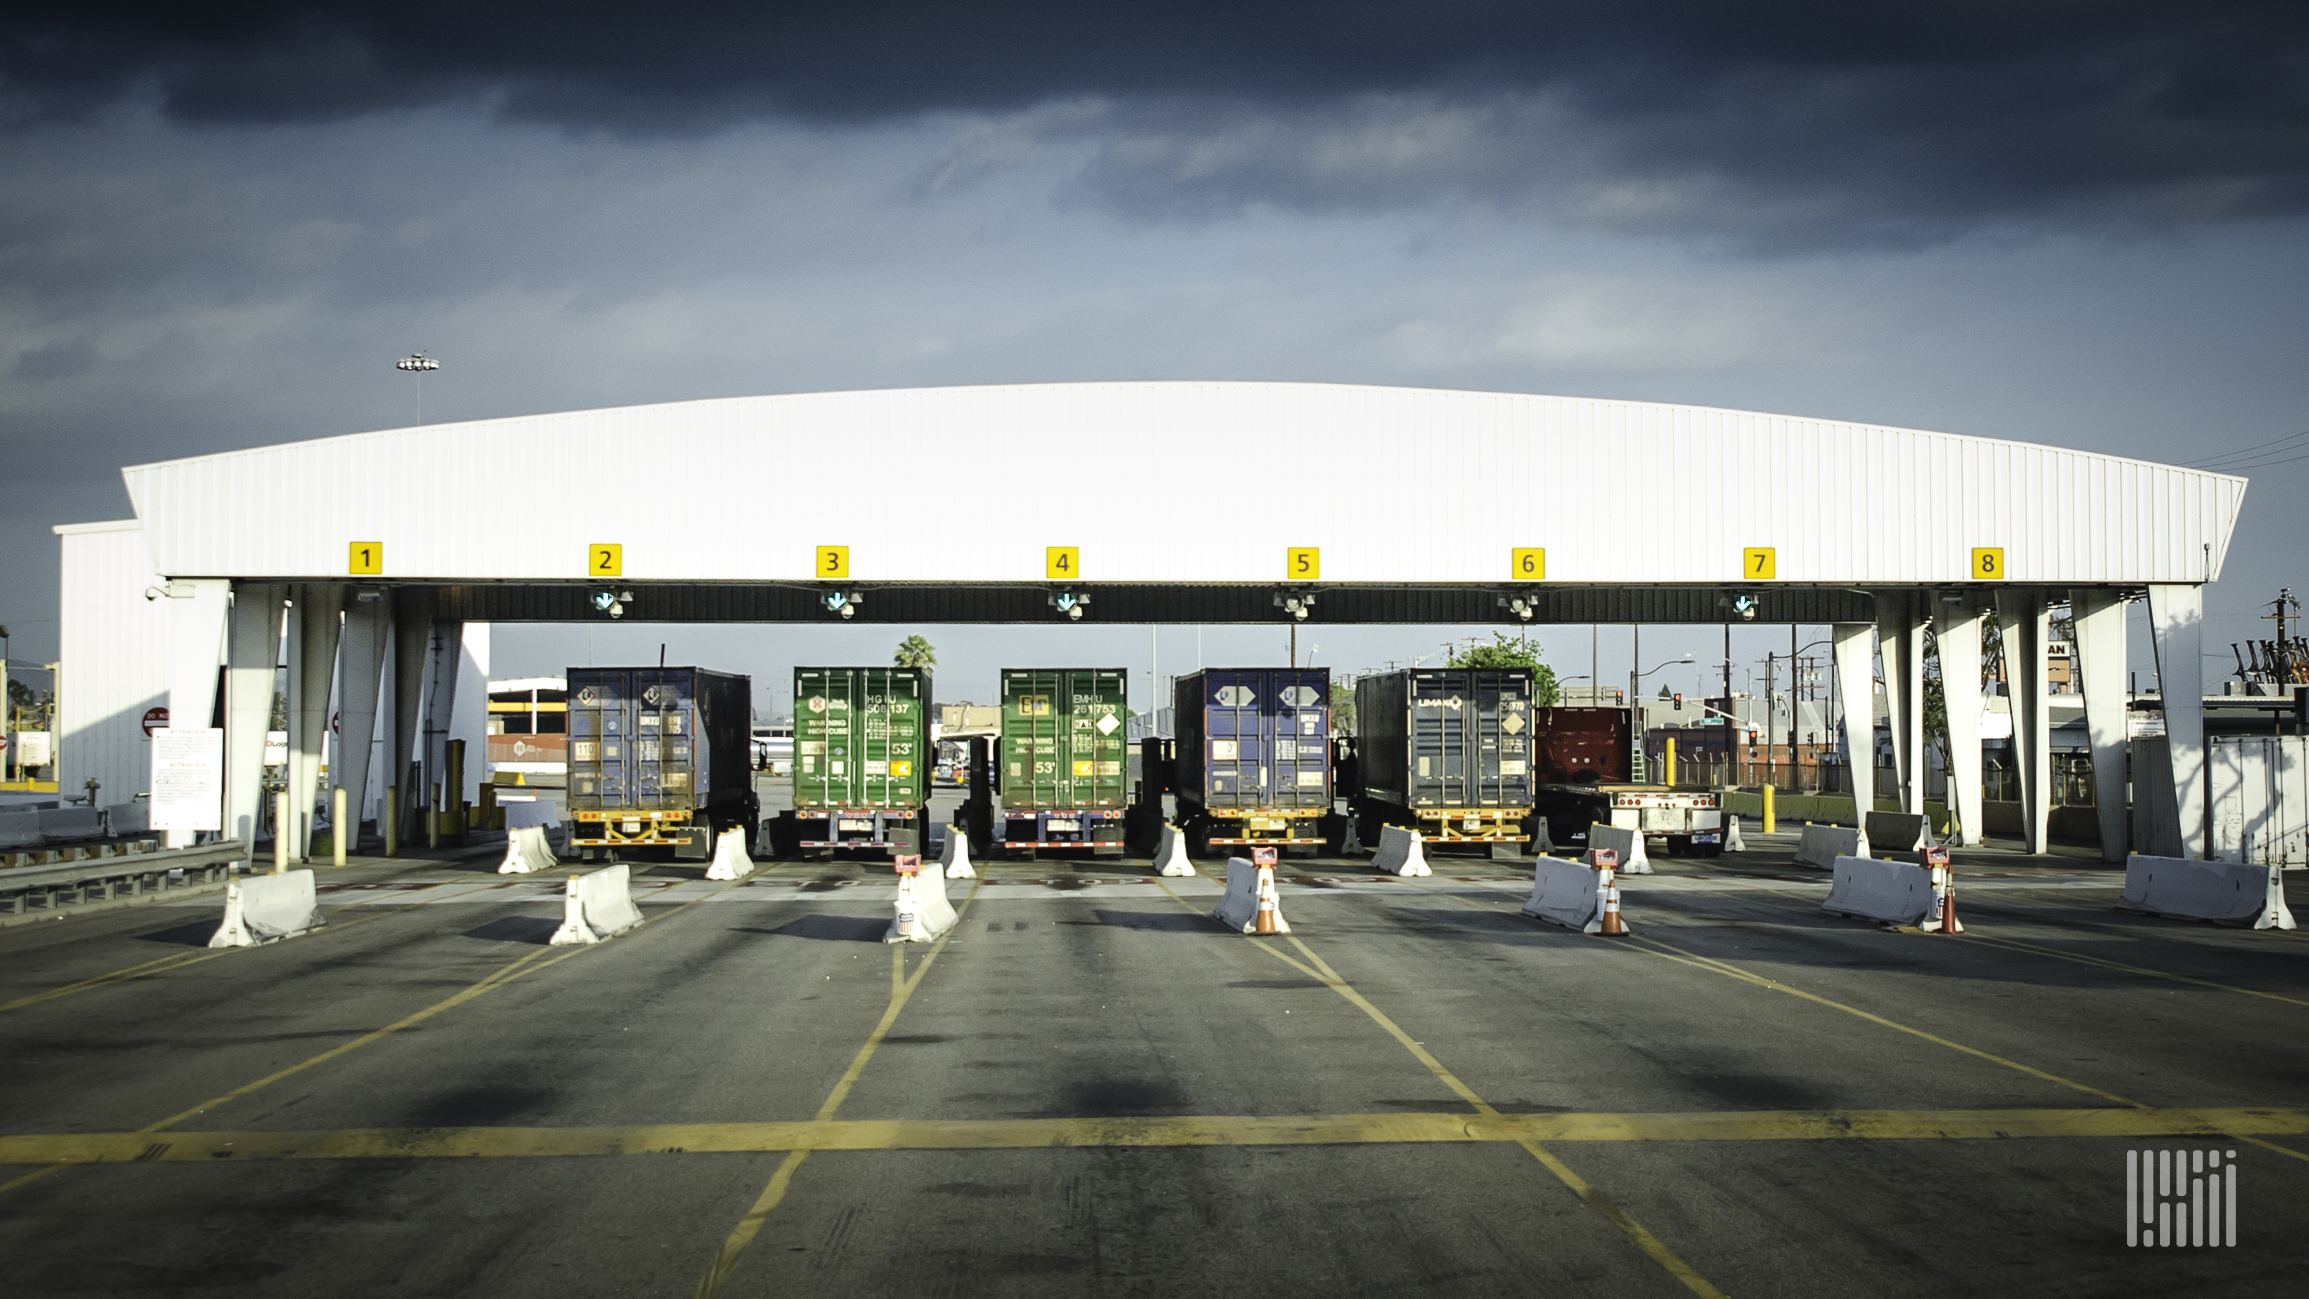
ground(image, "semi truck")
xmin=780 ymin=666 xmax=931 ymax=857
xmin=995 ymin=668 xmax=1129 ymax=856
xmin=566 ymin=666 xmax=755 ymax=860
xmin=1528 ymin=706 xmax=1725 ymax=857
xmin=1353 ymin=668 xmax=1534 ymax=856
xmin=1173 ymin=667 xmax=1334 ymax=854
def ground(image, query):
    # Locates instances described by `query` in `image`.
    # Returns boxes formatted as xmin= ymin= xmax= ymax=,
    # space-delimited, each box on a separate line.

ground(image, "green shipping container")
xmin=793 ymin=667 xmax=931 ymax=810
xmin=1000 ymin=668 xmax=1130 ymax=810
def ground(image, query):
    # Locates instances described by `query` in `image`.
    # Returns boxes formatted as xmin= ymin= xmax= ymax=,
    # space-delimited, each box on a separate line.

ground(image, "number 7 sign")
xmin=1742 ymin=547 xmax=1775 ymax=580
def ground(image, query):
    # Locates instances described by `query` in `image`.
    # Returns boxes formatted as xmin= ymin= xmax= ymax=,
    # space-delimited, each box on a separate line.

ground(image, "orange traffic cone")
xmin=1919 ymin=846 xmax=1963 ymax=935
xmin=1597 ymin=864 xmax=1627 ymax=936
xmin=1254 ymin=864 xmax=1281 ymax=935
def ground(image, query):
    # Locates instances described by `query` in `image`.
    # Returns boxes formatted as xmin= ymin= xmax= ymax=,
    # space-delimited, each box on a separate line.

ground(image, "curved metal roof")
xmin=121 ymin=381 xmax=2243 ymax=589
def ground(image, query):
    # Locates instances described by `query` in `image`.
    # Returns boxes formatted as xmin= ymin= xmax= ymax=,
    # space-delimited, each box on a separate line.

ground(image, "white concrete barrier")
xmin=1820 ymin=855 xmax=1938 ymax=927
xmin=885 ymin=862 xmax=958 ymax=943
xmin=2118 ymin=856 xmax=2298 ymax=930
xmin=939 ymin=827 xmax=977 ymax=879
xmin=1521 ymin=856 xmax=1615 ymax=934
xmin=209 ymin=869 xmax=326 ymax=947
xmin=1724 ymin=815 xmax=1747 ymax=853
xmin=1213 ymin=857 xmax=1289 ymax=934
xmin=38 ymin=807 xmax=104 ymax=842
xmin=1371 ymin=825 xmax=1432 ymax=877
xmin=1586 ymin=824 xmax=1652 ymax=875
xmin=1154 ymin=824 xmax=1197 ymax=877
xmin=1864 ymin=812 xmax=1931 ymax=853
xmin=103 ymin=803 xmax=150 ymax=837
xmin=705 ymin=827 xmax=753 ymax=881
xmin=498 ymin=825 xmax=559 ymax=874
xmin=549 ymin=864 xmax=646 ymax=945
xmin=0 ymin=812 xmax=40 ymax=849
xmin=1794 ymin=823 xmax=1868 ymax=869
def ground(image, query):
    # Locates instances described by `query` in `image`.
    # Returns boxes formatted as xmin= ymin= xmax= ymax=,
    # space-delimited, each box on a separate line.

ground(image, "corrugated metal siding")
xmin=122 ymin=383 xmax=2246 ymax=586
xmin=56 ymin=522 xmax=170 ymax=802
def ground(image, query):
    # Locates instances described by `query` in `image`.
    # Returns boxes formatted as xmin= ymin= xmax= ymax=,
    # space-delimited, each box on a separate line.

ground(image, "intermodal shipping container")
xmin=790 ymin=666 xmax=931 ymax=852
xmin=566 ymin=666 xmax=754 ymax=858
xmin=1354 ymin=668 xmax=1534 ymax=844
xmin=1173 ymin=668 xmax=1332 ymax=848
xmin=997 ymin=668 xmax=1129 ymax=853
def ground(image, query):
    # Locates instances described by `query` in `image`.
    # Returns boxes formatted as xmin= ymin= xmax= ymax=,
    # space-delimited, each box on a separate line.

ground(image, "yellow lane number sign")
xmin=817 ymin=545 xmax=850 ymax=580
xmin=348 ymin=542 xmax=382 ymax=575
xmin=1287 ymin=547 xmax=1321 ymax=581
xmin=590 ymin=544 xmax=623 ymax=577
xmin=1743 ymin=547 xmax=1776 ymax=580
xmin=1972 ymin=547 xmax=2006 ymax=580
xmin=1511 ymin=548 xmax=1546 ymax=581
xmin=1046 ymin=546 xmax=1079 ymax=580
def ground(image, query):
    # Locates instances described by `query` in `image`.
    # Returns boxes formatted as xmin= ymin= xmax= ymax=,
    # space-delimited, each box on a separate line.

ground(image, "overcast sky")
xmin=3 ymin=3 xmax=2306 ymax=707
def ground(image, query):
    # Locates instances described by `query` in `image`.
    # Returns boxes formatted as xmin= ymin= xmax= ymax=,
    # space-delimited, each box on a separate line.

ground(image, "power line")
xmin=2185 ymin=427 xmax=2309 ymax=469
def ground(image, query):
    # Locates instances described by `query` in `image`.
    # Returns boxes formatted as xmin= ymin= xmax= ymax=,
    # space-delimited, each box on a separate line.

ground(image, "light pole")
xmin=397 ymin=352 xmax=439 ymax=423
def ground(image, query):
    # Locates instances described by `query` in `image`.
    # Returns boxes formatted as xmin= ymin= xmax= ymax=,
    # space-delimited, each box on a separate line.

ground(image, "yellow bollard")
xmin=427 ymin=782 xmax=441 ymax=850
xmin=385 ymin=785 xmax=399 ymax=857
xmin=332 ymin=786 xmax=348 ymax=866
xmin=1664 ymin=738 xmax=1677 ymax=788
xmin=1762 ymin=784 xmax=1777 ymax=835
xmin=273 ymin=790 xmax=290 ymax=874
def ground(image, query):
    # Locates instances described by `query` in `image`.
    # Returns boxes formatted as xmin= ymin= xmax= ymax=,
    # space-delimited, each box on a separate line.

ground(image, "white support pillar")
xmin=1832 ymin=621 xmax=1877 ymax=816
xmin=390 ymin=590 xmax=433 ymax=833
xmin=162 ymin=579 xmax=231 ymax=848
xmin=224 ymin=583 xmax=286 ymax=847
xmin=1933 ymin=598 xmax=1987 ymax=847
xmin=2147 ymin=584 xmax=2207 ymax=859
xmin=1997 ymin=588 xmax=2053 ymax=854
xmin=423 ymin=620 xmax=466 ymax=813
xmin=1876 ymin=590 xmax=1928 ymax=816
xmin=451 ymin=623 xmax=491 ymax=809
xmin=336 ymin=590 xmax=391 ymax=842
xmin=290 ymin=584 xmax=345 ymax=861
xmin=2073 ymin=588 xmax=2131 ymax=863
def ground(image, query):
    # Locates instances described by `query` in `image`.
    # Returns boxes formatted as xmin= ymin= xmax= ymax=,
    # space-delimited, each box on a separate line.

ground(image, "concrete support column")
xmin=1933 ymin=598 xmax=1987 ymax=847
xmin=2073 ymin=588 xmax=2131 ymax=863
xmin=2148 ymin=584 xmax=2207 ymax=859
xmin=1997 ymin=587 xmax=2053 ymax=854
xmin=162 ymin=579 xmax=231 ymax=848
xmin=335 ymin=590 xmax=392 ymax=843
xmin=390 ymin=588 xmax=435 ymax=838
xmin=1832 ymin=621 xmax=1877 ymax=815
xmin=1876 ymin=590 xmax=1928 ymax=816
xmin=224 ymin=583 xmax=287 ymax=847
xmin=290 ymin=584 xmax=345 ymax=861
xmin=423 ymin=619 xmax=466 ymax=814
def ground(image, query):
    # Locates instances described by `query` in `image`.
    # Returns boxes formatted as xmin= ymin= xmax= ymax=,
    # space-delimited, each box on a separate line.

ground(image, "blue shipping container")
xmin=1173 ymin=668 xmax=1332 ymax=813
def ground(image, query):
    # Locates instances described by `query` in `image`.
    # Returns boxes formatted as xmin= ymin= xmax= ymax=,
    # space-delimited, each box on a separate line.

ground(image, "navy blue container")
xmin=566 ymin=666 xmax=755 ymax=857
xmin=1173 ymin=668 xmax=1332 ymax=848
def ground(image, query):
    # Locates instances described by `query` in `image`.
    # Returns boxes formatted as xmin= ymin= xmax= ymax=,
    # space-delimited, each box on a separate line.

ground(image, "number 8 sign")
xmin=1972 ymin=547 xmax=2005 ymax=580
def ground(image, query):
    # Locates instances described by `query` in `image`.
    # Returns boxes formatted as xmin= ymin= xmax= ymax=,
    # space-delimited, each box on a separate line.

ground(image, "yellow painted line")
xmin=693 ymin=876 xmax=986 ymax=1299
xmin=9 ymin=1106 xmax=2307 ymax=1167
xmin=1959 ymin=932 xmax=2309 ymax=1010
xmin=1151 ymin=875 xmax=1725 ymax=1299
xmin=0 ymin=871 xmax=757 ymax=1198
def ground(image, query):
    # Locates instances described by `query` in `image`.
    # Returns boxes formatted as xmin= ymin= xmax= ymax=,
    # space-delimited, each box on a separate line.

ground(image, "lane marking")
xmin=9 ymin=1106 xmax=2306 ymax=1166
xmin=1958 ymin=931 xmax=2309 ymax=1009
xmin=1152 ymin=875 xmax=1725 ymax=1299
xmin=0 ymin=871 xmax=760 ymax=1198
xmin=692 ymin=877 xmax=986 ymax=1299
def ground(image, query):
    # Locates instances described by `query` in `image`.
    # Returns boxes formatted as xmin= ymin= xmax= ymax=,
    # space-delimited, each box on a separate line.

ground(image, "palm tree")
xmin=894 ymin=635 xmax=937 ymax=675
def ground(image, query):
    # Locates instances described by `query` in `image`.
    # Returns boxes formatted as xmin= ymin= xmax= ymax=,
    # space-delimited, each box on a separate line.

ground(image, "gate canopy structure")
xmin=69 ymin=382 xmax=2247 ymax=866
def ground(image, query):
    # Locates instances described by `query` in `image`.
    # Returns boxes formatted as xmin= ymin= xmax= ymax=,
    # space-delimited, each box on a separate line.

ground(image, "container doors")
xmin=568 ymin=671 xmax=635 ymax=810
xmin=794 ymin=668 xmax=849 ymax=808
xmin=1202 ymin=670 xmax=1267 ymax=808
xmin=634 ymin=672 xmax=695 ymax=811
xmin=1408 ymin=670 xmax=1464 ymax=807
xmin=1476 ymin=670 xmax=1533 ymax=808
xmin=858 ymin=668 xmax=924 ymax=808
xmin=1002 ymin=670 xmax=1063 ymax=809
xmin=1270 ymin=669 xmax=1331 ymax=808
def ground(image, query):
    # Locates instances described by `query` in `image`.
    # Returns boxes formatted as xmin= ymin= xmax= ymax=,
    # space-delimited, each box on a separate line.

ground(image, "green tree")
xmin=893 ymin=635 xmax=937 ymax=674
xmin=1330 ymin=679 xmax=1356 ymax=735
xmin=1447 ymin=633 xmax=1560 ymax=705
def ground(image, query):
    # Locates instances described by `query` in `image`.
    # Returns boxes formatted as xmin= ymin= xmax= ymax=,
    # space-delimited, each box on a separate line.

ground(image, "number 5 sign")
xmin=1972 ymin=547 xmax=2006 ymax=580
xmin=1286 ymin=547 xmax=1320 ymax=580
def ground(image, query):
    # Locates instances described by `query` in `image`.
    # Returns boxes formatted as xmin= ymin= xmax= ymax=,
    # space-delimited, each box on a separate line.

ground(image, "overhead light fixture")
xmin=1049 ymin=590 xmax=1089 ymax=621
xmin=825 ymin=589 xmax=863 ymax=620
xmin=1718 ymin=593 xmax=1760 ymax=622
xmin=1274 ymin=591 xmax=1316 ymax=622
xmin=1498 ymin=594 xmax=1536 ymax=622
xmin=592 ymin=589 xmax=633 ymax=620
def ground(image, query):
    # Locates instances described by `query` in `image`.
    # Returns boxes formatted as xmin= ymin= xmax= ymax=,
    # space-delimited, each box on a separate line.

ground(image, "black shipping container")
xmin=567 ymin=666 xmax=755 ymax=855
xmin=1355 ymin=669 xmax=1535 ymax=811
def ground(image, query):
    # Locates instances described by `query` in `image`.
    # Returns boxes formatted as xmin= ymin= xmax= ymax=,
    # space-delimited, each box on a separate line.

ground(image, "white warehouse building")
xmin=52 ymin=381 xmax=2246 ymax=861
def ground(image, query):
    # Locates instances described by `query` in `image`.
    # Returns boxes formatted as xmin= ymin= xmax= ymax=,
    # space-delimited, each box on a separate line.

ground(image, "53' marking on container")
xmin=347 ymin=542 xmax=382 ymax=576
xmin=817 ymin=546 xmax=850 ymax=580
xmin=1046 ymin=547 xmax=1079 ymax=580
xmin=1743 ymin=547 xmax=1775 ymax=580
xmin=1511 ymin=548 xmax=1546 ymax=581
xmin=1286 ymin=547 xmax=1320 ymax=581
xmin=590 ymin=544 xmax=623 ymax=577
xmin=1972 ymin=547 xmax=2005 ymax=580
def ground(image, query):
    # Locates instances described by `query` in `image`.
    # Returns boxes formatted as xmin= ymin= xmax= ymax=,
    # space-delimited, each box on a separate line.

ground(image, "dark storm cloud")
xmin=5 ymin=3 xmax=2307 ymax=242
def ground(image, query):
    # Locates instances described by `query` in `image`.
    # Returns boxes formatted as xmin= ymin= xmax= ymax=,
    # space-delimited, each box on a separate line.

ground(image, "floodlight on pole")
xmin=396 ymin=352 xmax=439 ymax=423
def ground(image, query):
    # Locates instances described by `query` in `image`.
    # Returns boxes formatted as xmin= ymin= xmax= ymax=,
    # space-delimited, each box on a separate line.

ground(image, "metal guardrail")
xmin=0 ymin=840 xmax=254 ymax=916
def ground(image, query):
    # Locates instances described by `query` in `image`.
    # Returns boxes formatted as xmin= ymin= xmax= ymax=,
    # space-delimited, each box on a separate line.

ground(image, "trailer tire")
xmin=1693 ymin=843 xmax=1724 ymax=859
xmin=1664 ymin=835 xmax=1691 ymax=857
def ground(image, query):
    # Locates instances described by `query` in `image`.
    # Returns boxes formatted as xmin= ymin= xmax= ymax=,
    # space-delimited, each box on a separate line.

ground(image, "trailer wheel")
xmin=1663 ymin=835 xmax=1690 ymax=857
xmin=1694 ymin=843 xmax=1724 ymax=859
xmin=1187 ymin=819 xmax=1213 ymax=859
